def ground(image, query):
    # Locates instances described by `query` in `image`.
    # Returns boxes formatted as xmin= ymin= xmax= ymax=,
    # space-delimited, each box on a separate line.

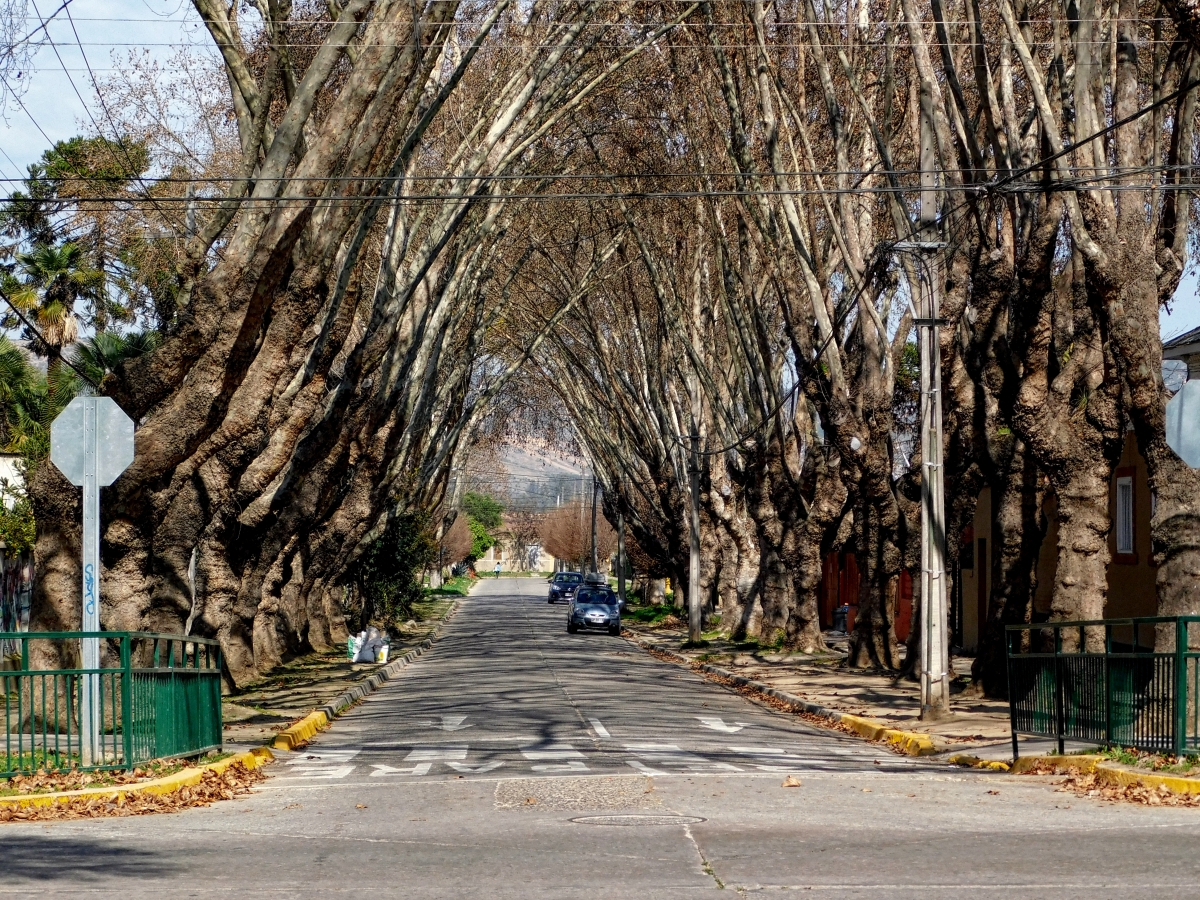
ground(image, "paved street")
xmin=4 ymin=578 xmax=1200 ymax=897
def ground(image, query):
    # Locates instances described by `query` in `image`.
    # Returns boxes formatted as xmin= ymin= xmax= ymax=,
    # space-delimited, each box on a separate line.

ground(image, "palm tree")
xmin=4 ymin=242 xmax=102 ymax=364
xmin=0 ymin=336 xmax=59 ymax=459
xmin=67 ymin=329 xmax=161 ymax=389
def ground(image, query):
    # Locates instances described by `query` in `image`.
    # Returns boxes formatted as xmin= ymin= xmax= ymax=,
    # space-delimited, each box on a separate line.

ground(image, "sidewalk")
xmin=223 ymin=594 xmax=459 ymax=745
xmin=625 ymin=621 xmax=1088 ymax=761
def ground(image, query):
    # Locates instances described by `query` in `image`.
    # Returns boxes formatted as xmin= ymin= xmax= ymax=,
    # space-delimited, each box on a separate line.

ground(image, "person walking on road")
xmin=494 ymin=561 xmax=502 ymax=578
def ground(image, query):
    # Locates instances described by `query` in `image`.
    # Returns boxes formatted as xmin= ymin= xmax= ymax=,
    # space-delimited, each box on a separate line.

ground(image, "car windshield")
xmin=576 ymin=591 xmax=616 ymax=606
xmin=556 ymin=573 xmax=582 ymax=584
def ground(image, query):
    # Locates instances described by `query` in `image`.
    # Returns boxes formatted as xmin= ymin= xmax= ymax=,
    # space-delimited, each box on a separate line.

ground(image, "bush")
xmin=357 ymin=512 xmax=437 ymax=628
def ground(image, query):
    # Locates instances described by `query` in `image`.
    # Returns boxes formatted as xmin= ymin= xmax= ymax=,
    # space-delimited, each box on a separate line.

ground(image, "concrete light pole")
xmin=617 ymin=511 xmax=627 ymax=607
xmin=687 ymin=432 xmax=702 ymax=644
xmin=590 ymin=476 xmax=599 ymax=574
xmin=915 ymin=81 xmax=950 ymax=720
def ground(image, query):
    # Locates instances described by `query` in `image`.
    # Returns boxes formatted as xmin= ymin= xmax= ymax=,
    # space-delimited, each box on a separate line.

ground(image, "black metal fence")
xmin=1006 ymin=617 xmax=1200 ymax=759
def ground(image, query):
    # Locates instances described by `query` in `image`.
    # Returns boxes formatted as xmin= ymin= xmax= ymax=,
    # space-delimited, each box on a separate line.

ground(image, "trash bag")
xmin=354 ymin=626 xmax=384 ymax=663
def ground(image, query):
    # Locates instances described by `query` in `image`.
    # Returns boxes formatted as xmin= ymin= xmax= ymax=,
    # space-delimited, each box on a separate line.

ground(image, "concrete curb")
xmin=947 ymin=753 xmax=1012 ymax=772
xmin=1009 ymin=753 xmax=1200 ymax=796
xmin=272 ymin=599 xmax=462 ymax=751
xmin=0 ymin=747 xmax=274 ymax=810
xmin=630 ymin=636 xmax=939 ymax=757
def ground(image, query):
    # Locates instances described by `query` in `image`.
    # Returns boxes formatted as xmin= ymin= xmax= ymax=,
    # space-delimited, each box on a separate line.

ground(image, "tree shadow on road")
xmin=0 ymin=835 xmax=179 ymax=883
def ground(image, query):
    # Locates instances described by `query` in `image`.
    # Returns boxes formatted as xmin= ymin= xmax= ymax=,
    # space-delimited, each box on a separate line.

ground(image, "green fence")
xmin=2 ymin=632 xmax=223 ymax=778
xmin=1006 ymin=617 xmax=1200 ymax=760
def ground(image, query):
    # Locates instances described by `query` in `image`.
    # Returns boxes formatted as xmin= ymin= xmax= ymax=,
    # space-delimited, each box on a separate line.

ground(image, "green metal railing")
xmin=1006 ymin=617 xmax=1200 ymax=760
xmin=2 ymin=632 xmax=223 ymax=778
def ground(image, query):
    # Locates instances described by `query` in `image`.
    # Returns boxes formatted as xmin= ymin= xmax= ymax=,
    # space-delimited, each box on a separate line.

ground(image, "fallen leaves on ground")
xmin=0 ymin=762 xmax=267 ymax=822
xmin=781 ymin=775 xmax=802 ymax=788
xmin=1052 ymin=771 xmax=1200 ymax=807
xmin=2 ymin=760 xmax=188 ymax=795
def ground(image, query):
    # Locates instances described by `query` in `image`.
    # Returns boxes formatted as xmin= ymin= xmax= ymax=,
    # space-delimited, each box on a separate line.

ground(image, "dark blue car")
xmin=547 ymin=571 xmax=583 ymax=603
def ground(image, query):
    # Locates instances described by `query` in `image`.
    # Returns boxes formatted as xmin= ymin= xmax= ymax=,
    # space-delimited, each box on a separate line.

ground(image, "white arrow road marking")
xmin=589 ymin=718 xmax=611 ymax=738
xmin=370 ymin=763 xmax=433 ymax=777
xmin=521 ymin=743 xmax=588 ymax=772
xmin=627 ymin=760 xmax=671 ymax=776
xmin=729 ymin=746 xmax=811 ymax=772
xmin=624 ymin=743 xmax=742 ymax=773
xmin=286 ymin=749 xmax=360 ymax=764
xmin=276 ymin=766 xmax=357 ymax=780
xmin=445 ymin=761 xmax=505 ymax=774
xmin=413 ymin=715 xmax=473 ymax=731
xmin=696 ymin=716 xmax=750 ymax=733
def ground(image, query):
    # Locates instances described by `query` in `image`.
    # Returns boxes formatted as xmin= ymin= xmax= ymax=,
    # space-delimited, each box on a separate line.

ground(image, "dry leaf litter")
xmin=0 ymin=762 xmax=266 ymax=822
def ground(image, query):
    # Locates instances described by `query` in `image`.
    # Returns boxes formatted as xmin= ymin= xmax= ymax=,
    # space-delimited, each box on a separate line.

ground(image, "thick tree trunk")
xmin=972 ymin=442 xmax=1047 ymax=695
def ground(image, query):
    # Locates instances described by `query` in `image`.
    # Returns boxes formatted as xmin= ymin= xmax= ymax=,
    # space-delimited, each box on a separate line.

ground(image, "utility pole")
xmin=915 ymin=81 xmax=950 ymax=720
xmin=590 ymin=476 xmax=599 ymax=574
xmin=617 ymin=511 xmax=627 ymax=607
xmin=687 ymin=432 xmax=702 ymax=644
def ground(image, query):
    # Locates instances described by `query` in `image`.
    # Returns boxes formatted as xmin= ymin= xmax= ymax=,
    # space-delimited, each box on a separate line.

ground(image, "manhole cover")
xmin=570 ymin=814 xmax=706 ymax=826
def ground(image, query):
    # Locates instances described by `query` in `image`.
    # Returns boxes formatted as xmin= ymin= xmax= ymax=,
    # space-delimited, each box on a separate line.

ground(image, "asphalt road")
xmin=4 ymin=577 xmax=1200 ymax=898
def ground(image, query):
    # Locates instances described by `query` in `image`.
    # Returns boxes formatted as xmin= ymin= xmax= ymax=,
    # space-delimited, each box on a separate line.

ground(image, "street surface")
xmin=4 ymin=577 xmax=1200 ymax=897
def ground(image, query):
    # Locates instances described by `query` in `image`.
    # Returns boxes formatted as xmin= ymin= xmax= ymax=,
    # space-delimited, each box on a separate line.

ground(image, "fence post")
xmin=120 ymin=635 xmax=133 ymax=771
xmin=1054 ymin=625 xmax=1065 ymax=755
xmin=1176 ymin=618 xmax=1188 ymax=758
xmin=1006 ymin=627 xmax=1019 ymax=762
xmin=1105 ymin=622 xmax=1112 ymax=749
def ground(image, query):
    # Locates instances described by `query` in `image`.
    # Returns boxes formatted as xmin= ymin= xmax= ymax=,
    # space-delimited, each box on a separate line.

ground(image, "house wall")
xmin=1103 ymin=431 xmax=1158 ymax=619
xmin=959 ymin=487 xmax=992 ymax=653
xmin=960 ymin=431 xmax=1158 ymax=651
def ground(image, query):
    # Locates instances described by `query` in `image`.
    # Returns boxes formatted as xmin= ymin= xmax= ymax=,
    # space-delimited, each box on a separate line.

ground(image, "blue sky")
xmin=2 ymin=0 xmax=1199 ymax=340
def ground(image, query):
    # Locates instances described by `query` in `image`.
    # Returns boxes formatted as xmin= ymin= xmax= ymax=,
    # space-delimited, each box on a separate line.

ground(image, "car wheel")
xmin=567 ymin=622 xmax=578 ymax=634
xmin=608 ymin=625 xmax=620 ymax=636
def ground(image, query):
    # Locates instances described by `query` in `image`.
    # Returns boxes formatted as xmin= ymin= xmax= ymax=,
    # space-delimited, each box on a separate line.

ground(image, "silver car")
xmin=566 ymin=587 xmax=621 ymax=636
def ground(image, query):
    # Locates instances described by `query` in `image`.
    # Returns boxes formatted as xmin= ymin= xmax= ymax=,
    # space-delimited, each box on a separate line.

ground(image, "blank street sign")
xmin=49 ymin=397 xmax=135 ymax=766
xmin=1166 ymin=380 xmax=1200 ymax=469
xmin=50 ymin=396 xmax=135 ymax=487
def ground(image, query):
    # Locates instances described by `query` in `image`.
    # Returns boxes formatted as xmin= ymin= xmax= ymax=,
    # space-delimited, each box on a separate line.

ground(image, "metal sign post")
xmin=50 ymin=397 xmax=135 ymax=766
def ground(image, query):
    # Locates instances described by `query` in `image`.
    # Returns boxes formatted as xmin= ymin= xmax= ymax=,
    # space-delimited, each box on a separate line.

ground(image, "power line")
xmin=3 ymin=164 xmax=1191 ymax=186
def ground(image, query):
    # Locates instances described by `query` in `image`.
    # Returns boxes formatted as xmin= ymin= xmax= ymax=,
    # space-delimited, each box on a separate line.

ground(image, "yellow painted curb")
xmin=273 ymin=710 xmax=329 ymax=751
xmin=0 ymin=747 xmax=274 ymax=810
xmin=1010 ymin=754 xmax=1103 ymax=775
xmin=1010 ymin=754 xmax=1200 ymax=796
xmin=948 ymin=753 xmax=1011 ymax=772
xmin=1095 ymin=762 xmax=1200 ymax=795
xmin=838 ymin=714 xmax=938 ymax=756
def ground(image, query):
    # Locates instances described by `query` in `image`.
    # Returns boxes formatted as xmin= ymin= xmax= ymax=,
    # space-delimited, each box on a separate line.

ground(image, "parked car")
xmin=566 ymin=585 xmax=621 ymax=636
xmin=547 ymin=571 xmax=583 ymax=603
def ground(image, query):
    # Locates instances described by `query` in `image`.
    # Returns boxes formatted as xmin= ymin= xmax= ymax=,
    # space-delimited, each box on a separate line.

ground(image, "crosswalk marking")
xmin=520 ymin=743 xmax=585 ymax=760
xmin=447 ymin=761 xmax=505 ymax=774
xmin=371 ymin=762 xmax=433 ymax=777
xmin=404 ymin=746 xmax=469 ymax=762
